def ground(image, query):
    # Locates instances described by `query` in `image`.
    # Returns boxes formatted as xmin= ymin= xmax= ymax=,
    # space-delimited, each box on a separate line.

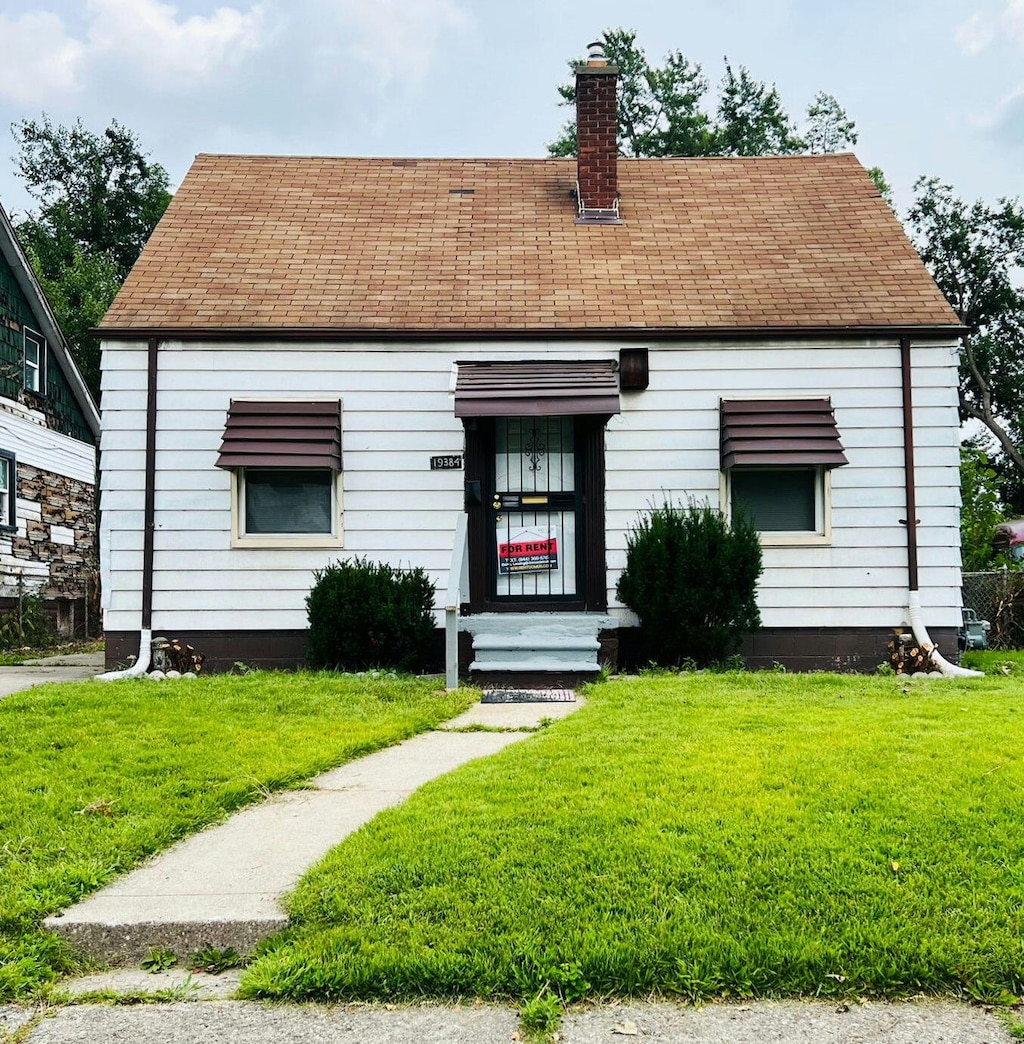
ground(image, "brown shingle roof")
xmin=100 ymin=153 xmax=960 ymax=334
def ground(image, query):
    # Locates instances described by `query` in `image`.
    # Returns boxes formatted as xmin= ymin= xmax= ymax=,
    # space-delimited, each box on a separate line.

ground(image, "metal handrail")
xmin=444 ymin=513 xmax=469 ymax=689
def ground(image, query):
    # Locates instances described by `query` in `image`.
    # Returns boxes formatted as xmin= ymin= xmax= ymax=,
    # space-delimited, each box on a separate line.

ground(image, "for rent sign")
xmin=498 ymin=526 xmax=559 ymax=574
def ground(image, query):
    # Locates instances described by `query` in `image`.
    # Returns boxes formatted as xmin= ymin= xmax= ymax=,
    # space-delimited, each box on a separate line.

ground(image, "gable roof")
xmin=0 ymin=203 xmax=101 ymax=438
xmin=99 ymin=153 xmax=960 ymax=338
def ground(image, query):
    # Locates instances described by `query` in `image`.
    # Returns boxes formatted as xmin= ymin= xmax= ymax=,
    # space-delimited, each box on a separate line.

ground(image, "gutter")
xmin=93 ymin=323 xmax=968 ymax=344
xmin=899 ymin=334 xmax=981 ymax=678
xmin=96 ymin=336 xmax=158 ymax=680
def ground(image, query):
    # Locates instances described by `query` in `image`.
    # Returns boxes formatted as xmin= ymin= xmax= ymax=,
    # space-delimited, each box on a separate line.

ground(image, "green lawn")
xmin=240 ymin=671 xmax=1024 ymax=1005
xmin=0 ymin=673 xmax=473 ymax=1000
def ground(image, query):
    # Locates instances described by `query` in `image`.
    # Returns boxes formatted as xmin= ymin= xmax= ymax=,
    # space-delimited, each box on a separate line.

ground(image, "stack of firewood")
xmin=887 ymin=631 xmax=937 ymax=675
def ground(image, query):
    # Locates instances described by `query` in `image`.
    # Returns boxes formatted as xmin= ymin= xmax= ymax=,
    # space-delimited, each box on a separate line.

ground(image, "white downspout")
xmin=95 ymin=629 xmax=152 ymax=681
xmin=899 ymin=334 xmax=982 ymax=678
xmin=908 ymin=592 xmax=983 ymax=678
xmin=95 ymin=337 xmax=159 ymax=682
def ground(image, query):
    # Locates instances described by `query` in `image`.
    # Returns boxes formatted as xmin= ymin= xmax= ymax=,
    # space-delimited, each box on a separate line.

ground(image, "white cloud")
xmin=955 ymin=11 xmax=995 ymax=54
xmin=0 ymin=11 xmax=87 ymax=105
xmin=327 ymin=0 xmax=470 ymax=84
xmin=1002 ymin=0 xmax=1024 ymax=46
xmin=85 ymin=0 xmax=266 ymax=85
xmin=956 ymin=1 xmax=1024 ymax=54
xmin=990 ymin=83 xmax=1024 ymax=144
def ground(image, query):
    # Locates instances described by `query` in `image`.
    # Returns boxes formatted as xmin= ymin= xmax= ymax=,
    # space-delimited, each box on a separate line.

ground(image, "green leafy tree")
xmin=714 ymin=60 xmax=803 ymax=156
xmin=959 ymin=441 xmax=1007 ymax=571
xmin=549 ymin=29 xmax=857 ymax=159
xmin=906 ymin=178 xmax=1024 ymax=481
xmin=11 ymin=116 xmax=172 ymax=399
xmin=804 ymin=92 xmax=859 ymax=154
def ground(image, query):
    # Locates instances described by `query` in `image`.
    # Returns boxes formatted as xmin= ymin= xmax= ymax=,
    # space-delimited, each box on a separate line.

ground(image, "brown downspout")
xmin=900 ymin=334 xmax=919 ymax=592
xmin=141 ymin=335 xmax=158 ymax=630
xmin=96 ymin=336 xmax=158 ymax=679
xmin=900 ymin=334 xmax=981 ymax=676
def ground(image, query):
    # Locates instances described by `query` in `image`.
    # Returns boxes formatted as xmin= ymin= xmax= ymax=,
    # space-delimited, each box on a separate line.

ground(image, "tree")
xmin=549 ymin=29 xmax=857 ymax=159
xmin=714 ymin=61 xmax=803 ymax=156
xmin=11 ymin=116 xmax=172 ymax=400
xmin=906 ymin=178 xmax=1024 ymax=481
xmin=804 ymin=92 xmax=859 ymax=155
xmin=959 ymin=440 xmax=1007 ymax=571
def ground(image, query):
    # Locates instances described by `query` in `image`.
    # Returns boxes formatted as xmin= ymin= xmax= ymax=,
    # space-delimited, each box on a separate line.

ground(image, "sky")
xmin=0 ymin=0 xmax=1020 ymax=222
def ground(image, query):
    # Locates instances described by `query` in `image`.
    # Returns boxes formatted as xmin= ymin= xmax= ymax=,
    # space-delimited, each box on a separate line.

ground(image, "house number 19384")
xmin=430 ymin=455 xmax=463 ymax=470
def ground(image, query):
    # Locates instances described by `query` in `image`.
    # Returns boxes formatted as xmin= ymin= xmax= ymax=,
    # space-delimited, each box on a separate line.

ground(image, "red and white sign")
xmin=498 ymin=526 xmax=559 ymax=574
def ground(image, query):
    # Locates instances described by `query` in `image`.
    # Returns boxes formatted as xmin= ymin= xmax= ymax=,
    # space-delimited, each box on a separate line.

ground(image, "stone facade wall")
xmin=0 ymin=461 xmax=97 ymax=636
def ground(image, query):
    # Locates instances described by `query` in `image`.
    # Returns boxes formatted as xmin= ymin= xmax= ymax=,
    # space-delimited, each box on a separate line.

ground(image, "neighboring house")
xmin=97 ymin=49 xmax=963 ymax=677
xmin=0 ymin=203 xmax=100 ymax=638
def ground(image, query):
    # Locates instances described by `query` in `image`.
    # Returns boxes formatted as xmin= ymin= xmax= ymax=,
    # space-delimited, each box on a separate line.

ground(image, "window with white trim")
xmin=239 ymin=468 xmax=337 ymax=536
xmin=23 ymin=329 xmax=43 ymax=393
xmin=216 ymin=400 xmax=344 ymax=548
xmin=728 ymin=465 xmax=828 ymax=536
xmin=0 ymin=451 xmax=16 ymax=531
xmin=720 ymin=398 xmax=846 ymax=544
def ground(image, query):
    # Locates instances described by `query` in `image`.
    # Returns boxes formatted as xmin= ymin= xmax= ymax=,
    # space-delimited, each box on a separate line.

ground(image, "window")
xmin=23 ymin=329 xmax=44 ymax=394
xmin=241 ymin=469 xmax=334 ymax=535
xmin=720 ymin=398 xmax=846 ymax=545
xmin=0 ymin=451 xmax=16 ymax=531
xmin=729 ymin=466 xmax=827 ymax=535
xmin=216 ymin=400 xmax=344 ymax=547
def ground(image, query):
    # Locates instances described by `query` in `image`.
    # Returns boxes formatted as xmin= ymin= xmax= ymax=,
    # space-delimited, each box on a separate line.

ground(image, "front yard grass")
xmin=241 ymin=671 xmax=1024 ymax=1006
xmin=0 ymin=672 xmax=473 ymax=1001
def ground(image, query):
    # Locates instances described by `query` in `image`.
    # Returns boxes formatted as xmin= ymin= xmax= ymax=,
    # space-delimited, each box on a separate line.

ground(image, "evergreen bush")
xmin=616 ymin=499 xmax=762 ymax=667
xmin=306 ymin=557 xmax=436 ymax=672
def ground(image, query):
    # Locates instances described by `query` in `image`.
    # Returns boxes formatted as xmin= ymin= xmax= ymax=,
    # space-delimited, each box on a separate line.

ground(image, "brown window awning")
xmin=720 ymin=399 xmax=847 ymax=469
xmin=216 ymin=400 xmax=342 ymax=469
xmin=454 ymin=361 xmax=620 ymax=417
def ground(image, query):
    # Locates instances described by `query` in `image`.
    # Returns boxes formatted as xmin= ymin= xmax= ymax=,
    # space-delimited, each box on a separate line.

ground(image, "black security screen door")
xmin=489 ymin=416 xmax=582 ymax=602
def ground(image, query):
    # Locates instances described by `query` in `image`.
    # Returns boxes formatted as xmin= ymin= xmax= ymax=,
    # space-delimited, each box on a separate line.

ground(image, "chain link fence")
xmin=962 ymin=569 xmax=1024 ymax=649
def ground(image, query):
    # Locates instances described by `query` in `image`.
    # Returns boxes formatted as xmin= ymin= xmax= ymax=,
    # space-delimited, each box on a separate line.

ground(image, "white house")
xmin=97 ymin=51 xmax=964 ymax=677
xmin=0 ymin=203 xmax=100 ymax=638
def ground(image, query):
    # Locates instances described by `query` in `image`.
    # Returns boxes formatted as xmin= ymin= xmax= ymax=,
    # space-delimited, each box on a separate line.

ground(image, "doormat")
xmin=481 ymin=688 xmax=576 ymax=704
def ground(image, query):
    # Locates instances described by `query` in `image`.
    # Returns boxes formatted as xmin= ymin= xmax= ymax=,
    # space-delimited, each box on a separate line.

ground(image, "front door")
xmin=465 ymin=415 xmax=607 ymax=612
xmin=492 ymin=416 xmax=580 ymax=603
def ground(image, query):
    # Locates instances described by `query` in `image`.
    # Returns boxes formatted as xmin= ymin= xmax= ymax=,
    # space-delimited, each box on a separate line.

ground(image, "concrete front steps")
xmin=461 ymin=612 xmax=616 ymax=685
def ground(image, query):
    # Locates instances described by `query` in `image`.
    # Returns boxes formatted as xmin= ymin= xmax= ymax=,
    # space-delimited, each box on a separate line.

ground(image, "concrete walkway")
xmin=44 ymin=696 xmax=582 ymax=963
xmin=0 ymin=651 xmax=104 ymax=699
xmin=2 ymin=997 xmax=1014 ymax=1043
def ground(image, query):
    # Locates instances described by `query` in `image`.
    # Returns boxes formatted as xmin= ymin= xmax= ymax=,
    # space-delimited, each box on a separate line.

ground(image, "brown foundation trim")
xmin=106 ymin=624 xmax=962 ymax=677
xmin=105 ymin=630 xmax=310 ymax=673
xmin=617 ymin=626 xmax=961 ymax=674
xmin=105 ymin=628 xmax=450 ymax=675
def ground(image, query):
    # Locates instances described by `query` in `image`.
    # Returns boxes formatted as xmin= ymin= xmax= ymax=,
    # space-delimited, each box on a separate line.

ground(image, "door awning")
xmin=216 ymin=400 xmax=342 ymax=469
xmin=720 ymin=398 xmax=848 ymax=469
xmin=454 ymin=361 xmax=620 ymax=417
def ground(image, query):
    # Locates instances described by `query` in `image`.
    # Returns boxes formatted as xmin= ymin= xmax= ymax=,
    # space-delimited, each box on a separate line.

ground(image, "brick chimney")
xmin=575 ymin=40 xmax=619 ymax=219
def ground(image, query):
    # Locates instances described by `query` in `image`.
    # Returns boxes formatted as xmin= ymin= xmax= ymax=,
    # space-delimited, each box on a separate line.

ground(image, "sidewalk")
xmin=2 ymin=997 xmax=1014 ymax=1043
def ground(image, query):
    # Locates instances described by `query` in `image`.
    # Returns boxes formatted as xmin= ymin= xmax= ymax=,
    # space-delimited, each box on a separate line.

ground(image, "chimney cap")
xmin=586 ymin=40 xmax=607 ymax=65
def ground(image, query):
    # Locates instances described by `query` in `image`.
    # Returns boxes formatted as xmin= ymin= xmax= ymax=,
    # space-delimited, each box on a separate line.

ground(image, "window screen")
xmin=243 ymin=470 xmax=333 ymax=534
xmin=732 ymin=468 xmax=816 ymax=532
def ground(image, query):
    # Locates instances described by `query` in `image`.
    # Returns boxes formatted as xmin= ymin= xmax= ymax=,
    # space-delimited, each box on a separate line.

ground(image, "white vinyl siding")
xmin=99 ymin=337 xmax=963 ymax=633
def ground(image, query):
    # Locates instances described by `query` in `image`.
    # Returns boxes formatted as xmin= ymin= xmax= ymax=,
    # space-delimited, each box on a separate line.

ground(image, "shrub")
xmin=616 ymin=499 xmax=762 ymax=668
xmin=306 ymin=557 xmax=436 ymax=672
xmin=0 ymin=593 xmax=56 ymax=650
